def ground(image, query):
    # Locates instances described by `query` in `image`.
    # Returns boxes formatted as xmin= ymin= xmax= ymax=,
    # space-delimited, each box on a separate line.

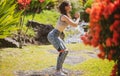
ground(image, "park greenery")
xmin=0 ymin=0 xmax=119 ymax=76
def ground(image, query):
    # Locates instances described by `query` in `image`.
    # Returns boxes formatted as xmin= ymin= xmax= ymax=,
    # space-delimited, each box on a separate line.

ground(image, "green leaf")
xmin=0 ymin=0 xmax=21 ymax=39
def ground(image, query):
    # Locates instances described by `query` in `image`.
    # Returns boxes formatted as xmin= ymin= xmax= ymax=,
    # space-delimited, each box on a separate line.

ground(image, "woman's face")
xmin=65 ymin=3 xmax=72 ymax=12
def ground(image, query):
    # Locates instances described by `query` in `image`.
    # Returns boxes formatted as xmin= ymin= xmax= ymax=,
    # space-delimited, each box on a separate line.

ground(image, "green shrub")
xmin=25 ymin=10 xmax=60 ymax=27
xmin=70 ymin=0 xmax=83 ymax=18
xmin=84 ymin=0 xmax=93 ymax=9
xmin=80 ymin=0 xmax=93 ymax=22
xmin=21 ymin=25 xmax=35 ymax=37
xmin=0 ymin=0 xmax=21 ymax=38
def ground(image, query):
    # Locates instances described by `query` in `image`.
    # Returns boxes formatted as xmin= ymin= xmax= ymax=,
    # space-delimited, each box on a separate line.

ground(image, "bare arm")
xmin=61 ymin=14 xmax=80 ymax=27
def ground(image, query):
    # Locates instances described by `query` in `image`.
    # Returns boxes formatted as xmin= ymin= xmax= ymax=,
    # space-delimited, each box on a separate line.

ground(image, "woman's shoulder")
xmin=60 ymin=15 xmax=69 ymax=21
xmin=61 ymin=14 xmax=67 ymax=18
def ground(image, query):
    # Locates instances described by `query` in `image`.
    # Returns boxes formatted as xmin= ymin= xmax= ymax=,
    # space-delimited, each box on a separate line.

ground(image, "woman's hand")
xmin=74 ymin=12 xmax=80 ymax=19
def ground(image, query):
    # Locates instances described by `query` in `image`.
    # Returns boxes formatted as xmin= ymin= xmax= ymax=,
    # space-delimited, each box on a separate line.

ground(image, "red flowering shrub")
xmin=17 ymin=0 xmax=55 ymax=13
xmin=17 ymin=0 xmax=31 ymax=9
xmin=81 ymin=0 xmax=120 ymax=75
xmin=39 ymin=0 xmax=45 ymax=3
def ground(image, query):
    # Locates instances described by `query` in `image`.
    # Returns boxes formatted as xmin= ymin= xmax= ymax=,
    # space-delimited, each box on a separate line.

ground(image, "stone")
xmin=27 ymin=20 xmax=65 ymax=44
xmin=14 ymin=66 xmax=83 ymax=76
xmin=27 ymin=20 xmax=54 ymax=45
xmin=0 ymin=37 xmax=19 ymax=48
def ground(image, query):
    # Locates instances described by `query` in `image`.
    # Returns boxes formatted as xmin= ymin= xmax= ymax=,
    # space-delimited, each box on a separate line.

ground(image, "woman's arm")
xmin=61 ymin=13 xmax=80 ymax=27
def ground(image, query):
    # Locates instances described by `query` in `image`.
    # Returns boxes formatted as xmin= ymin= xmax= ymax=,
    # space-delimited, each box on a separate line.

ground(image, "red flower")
xmin=99 ymin=44 xmax=104 ymax=52
xmin=102 ymin=5 xmax=109 ymax=19
xmin=17 ymin=0 xmax=31 ymax=9
xmin=110 ymin=25 xmax=114 ymax=32
xmin=113 ymin=64 xmax=118 ymax=69
xmin=108 ymin=53 xmax=112 ymax=61
xmin=110 ymin=20 xmax=120 ymax=32
xmin=106 ymin=38 xmax=112 ymax=47
xmin=18 ymin=0 xmax=22 ymax=3
xmin=112 ymin=31 xmax=119 ymax=46
xmin=114 ymin=0 xmax=120 ymax=9
xmin=91 ymin=38 xmax=99 ymax=47
xmin=110 ymin=72 xmax=116 ymax=76
xmin=104 ymin=0 xmax=111 ymax=3
xmin=39 ymin=0 xmax=45 ymax=3
xmin=98 ymin=51 xmax=105 ymax=59
xmin=94 ymin=25 xmax=101 ymax=39
xmin=90 ymin=4 xmax=102 ymax=22
xmin=114 ymin=14 xmax=120 ymax=19
xmin=85 ymin=8 xmax=91 ymax=14
xmin=108 ymin=3 xmax=116 ymax=14
xmin=18 ymin=0 xmax=31 ymax=5
xmin=110 ymin=64 xmax=118 ymax=76
xmin=81 ymin=36 xmax=91 ymax=45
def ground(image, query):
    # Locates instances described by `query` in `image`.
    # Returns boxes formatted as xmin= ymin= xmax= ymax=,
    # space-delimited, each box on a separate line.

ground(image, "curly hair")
xmin=59 ymin=1 xmax=70 ymax=16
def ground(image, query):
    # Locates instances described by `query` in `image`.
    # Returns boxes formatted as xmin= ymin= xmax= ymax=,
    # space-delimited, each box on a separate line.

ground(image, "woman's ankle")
xmin=56 ymin=70 xmax=60 ymax=72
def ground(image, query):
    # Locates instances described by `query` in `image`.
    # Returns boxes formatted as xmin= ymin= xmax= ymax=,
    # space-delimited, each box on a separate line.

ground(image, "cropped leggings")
xmin=47 ymin=29 xmax=68 ymax=70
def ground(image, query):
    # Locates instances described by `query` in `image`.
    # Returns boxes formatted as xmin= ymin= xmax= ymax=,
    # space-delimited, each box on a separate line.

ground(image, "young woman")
xmin=47 ymin=1 xmax=80 ymax=76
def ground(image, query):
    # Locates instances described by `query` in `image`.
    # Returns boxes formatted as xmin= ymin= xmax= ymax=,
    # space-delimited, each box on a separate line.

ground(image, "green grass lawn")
xmin=0 ymin=45 xmax=56 ymax=76
xmin=0 ymin=43 xmax=114 ymax=76
xmin=64 ymin=59 xmax=114 ymax=76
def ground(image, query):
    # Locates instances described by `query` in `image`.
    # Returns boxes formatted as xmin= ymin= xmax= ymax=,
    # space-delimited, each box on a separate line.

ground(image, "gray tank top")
xmin=56 ymin=15 xmax=68 ymax=26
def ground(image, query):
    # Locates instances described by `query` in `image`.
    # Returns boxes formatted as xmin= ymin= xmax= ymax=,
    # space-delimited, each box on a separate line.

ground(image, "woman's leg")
xmin=47 ymin=29 xmax=67 ymax=75
xmin=60 ymin=51 xmax=68 ymax=67
xmin=56 ymin=50 xmax=68 ymax=71
xmin=56 ymin=52 xmax=62 ymax=71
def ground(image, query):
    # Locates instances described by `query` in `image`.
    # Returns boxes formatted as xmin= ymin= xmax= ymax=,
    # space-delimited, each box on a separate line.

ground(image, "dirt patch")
xmin=48 ymin=49 xmax=98 ymax=65
xmin=14 ymin=66 xmax=83 ymax=76
xmin=64 ymin=55 xmax=86 ymax=65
